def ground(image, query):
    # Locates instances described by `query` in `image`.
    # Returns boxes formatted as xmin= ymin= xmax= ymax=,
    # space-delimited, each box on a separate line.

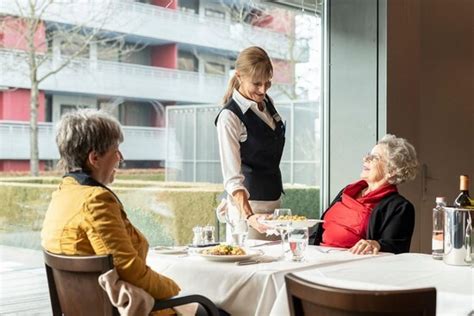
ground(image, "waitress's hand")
xmin=232 ymin=189 xmax=254 ymax=216
xmin=349 ymin=239 xmax=380 ymax=255
xmin=247 ymin=214 xmax=269 ymax=233
xmin=231 ymin=190 xmax=268 ymax=233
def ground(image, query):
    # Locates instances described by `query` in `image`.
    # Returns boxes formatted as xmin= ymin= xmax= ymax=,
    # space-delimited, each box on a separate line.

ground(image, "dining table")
xmin=147 ymin=240 xmax=392 ymax=316
xmin=270 ymin=253 xmax=474 ymax=316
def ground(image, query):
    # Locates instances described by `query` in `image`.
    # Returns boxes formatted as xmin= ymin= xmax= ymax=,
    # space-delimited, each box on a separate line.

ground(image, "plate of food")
xmin=261 ymin=215 xmax=324 ymax=229
xmin=197 ymin=244 xmax=262 ymax=262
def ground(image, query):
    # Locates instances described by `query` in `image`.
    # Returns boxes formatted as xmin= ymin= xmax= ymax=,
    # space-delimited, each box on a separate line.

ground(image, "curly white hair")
xmin=378 ymin=134 xmax=419 ymax=185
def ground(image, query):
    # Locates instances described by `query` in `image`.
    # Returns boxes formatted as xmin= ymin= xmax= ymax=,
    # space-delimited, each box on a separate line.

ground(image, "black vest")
xmin=215 ymin=97 xmax=285 ymax=201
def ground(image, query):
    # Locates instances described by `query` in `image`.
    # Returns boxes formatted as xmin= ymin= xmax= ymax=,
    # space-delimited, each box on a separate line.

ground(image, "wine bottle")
xmin=453 ymin=175 xmax=473 ymax=207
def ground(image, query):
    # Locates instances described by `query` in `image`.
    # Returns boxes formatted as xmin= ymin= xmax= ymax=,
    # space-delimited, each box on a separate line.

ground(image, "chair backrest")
xmin=43 ymin=250 xmax=119 ymax=316
xmin=285 ymin=273 xmax=436 ymax=316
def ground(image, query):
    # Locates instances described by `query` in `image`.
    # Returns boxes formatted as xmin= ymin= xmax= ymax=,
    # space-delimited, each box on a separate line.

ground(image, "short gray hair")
xmin=55 ymin=109 xmax=123 ymax=173
xmin=378 ymin=134 xmax=418 ymax=185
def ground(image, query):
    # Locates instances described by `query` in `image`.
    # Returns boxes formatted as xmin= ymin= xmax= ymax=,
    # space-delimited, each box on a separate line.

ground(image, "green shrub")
xmin=0 ymin=178 xmax=320 ymax=249
xmin=282 ymin=187 xmax=320 ymax=219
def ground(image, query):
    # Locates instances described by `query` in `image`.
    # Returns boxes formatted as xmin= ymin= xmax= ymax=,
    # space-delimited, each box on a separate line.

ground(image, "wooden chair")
xmin=285 ymin=273 xmax=436 ymax=316
xmin=43 ymin=250 xmax=219 ymax=316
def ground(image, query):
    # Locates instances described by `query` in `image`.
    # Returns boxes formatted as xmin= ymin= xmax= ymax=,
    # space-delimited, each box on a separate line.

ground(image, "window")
xmin=97 ymin=40 xmax=120 ymax=62
xmin=179 ymin=0 xmax=199 ymax=14
xmin=178 ymin=51 xmax=198 ymax=72
xmin=56 ymin=33 xmax=90 ymax=58
xmin=0 ymin=0 xmax=323 ymax=280
xmin=60 ymin=104 xmax=92 ymax=116
xmin=204 ymin=61 xmax=225 ymax=75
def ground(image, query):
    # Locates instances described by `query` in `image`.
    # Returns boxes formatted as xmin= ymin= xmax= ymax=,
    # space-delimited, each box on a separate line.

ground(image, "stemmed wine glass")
xmin=273 ymin=208 xmax=292 ymax=258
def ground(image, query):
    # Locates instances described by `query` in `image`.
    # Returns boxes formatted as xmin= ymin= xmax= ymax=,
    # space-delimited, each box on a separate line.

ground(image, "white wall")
xmin=327 ymin=0 xmax=474 ymax=253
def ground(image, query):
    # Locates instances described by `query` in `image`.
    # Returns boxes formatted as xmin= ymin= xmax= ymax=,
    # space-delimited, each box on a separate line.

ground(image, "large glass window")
xmin=0 ymin=0 xmax=323 ymax=280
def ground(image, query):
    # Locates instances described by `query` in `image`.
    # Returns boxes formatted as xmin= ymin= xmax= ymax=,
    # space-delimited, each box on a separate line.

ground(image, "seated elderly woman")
xmin=312 ymin=134 xmax=418 ymax=254
xmin=41 ymin=109 xmax=180 ymax=301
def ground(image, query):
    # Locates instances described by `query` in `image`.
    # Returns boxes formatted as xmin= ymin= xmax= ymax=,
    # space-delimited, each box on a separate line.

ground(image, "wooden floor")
xmin=0 ymin=246 xmax=51 ymax=315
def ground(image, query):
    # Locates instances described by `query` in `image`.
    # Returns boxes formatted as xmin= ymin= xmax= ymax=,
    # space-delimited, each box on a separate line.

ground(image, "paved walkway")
xmin=0 ymin=246 xmax=51 ymax=315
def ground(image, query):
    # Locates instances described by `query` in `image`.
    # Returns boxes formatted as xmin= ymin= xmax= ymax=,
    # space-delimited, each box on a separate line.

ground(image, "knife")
xmin=249 ymin=240 xmax=281 ymax=248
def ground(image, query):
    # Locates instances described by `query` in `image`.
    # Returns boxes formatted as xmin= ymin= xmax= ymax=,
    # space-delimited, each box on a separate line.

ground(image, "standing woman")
xmin=215 ymin=46 xmax=285 ymax=239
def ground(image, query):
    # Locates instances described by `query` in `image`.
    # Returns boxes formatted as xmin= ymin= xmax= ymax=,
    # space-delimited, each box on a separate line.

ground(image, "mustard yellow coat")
xmin=41 ymin=174 xmax=181 ymax=300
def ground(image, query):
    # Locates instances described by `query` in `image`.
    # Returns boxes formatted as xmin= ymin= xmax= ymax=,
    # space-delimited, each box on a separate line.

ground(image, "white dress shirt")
xmin=216 ymin=89 xmax=281 ymax=208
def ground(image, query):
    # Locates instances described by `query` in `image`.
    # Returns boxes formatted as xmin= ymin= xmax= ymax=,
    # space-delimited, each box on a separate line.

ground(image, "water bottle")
xmin=432 ymin=197 xmax=446 ymax=260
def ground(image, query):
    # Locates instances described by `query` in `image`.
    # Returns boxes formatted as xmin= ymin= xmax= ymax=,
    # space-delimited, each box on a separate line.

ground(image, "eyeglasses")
xmin=363 ymin=153 xmax=382 ymax=163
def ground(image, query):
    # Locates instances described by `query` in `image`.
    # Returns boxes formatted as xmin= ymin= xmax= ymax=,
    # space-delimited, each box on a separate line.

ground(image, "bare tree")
xmin=0 ymin=0 xmax=143 ymax=176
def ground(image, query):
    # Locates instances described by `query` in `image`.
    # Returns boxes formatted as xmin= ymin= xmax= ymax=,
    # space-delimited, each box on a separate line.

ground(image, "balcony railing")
xmin=0 ymin=121 xmax=166 ymax=161
xmin=0 ymin=0 xmax=308 ymax=61
xmin=0 ymin=49 xmax=294 ymax=103
xmin=0 ymin=49 xmax=227 ymax=104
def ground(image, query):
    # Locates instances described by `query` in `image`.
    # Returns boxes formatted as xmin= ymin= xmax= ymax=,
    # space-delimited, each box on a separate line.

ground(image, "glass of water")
xmin=288 ymin=227 xmax=309 ymax=262
xmin=273 ymin=208 xmax=292 ymax=257
xmin=231 ymin=219 xmax=248 ymax=247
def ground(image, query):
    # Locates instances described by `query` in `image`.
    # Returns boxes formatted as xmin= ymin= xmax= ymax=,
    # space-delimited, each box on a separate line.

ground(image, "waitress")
xmin=215 ymin=46 xmax=285 ymax=239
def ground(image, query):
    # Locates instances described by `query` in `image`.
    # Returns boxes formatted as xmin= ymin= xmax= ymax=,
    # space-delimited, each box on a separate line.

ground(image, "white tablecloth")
xmin=147 ymin=241 xmax=388 ymax=316
xmin=271 ymin=253 xmax=474 ymax=316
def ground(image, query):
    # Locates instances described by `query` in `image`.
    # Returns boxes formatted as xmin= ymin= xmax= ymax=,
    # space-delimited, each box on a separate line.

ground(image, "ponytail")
xmin=221 ymin=75 xmax=240 ymax=106
xmin=221 ymin=46 xmax=272 ymax=106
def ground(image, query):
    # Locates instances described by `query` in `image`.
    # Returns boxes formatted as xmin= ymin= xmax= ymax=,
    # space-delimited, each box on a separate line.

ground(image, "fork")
xmin=315 ymin=247 xmax=347 ymax=254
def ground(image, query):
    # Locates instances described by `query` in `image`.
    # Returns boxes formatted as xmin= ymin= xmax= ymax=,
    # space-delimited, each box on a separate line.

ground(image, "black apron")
xmin=215 ymin=96 xmax=285 ymax=201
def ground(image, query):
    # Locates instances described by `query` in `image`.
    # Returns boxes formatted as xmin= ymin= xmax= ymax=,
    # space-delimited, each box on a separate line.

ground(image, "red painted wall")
xmin=0 ymin=89 xmax=45 ymax=121
xmin=0 ymin=160 xmax=46 ymax=172
xmin=251 ymin=8 xmax=294 ymax=35
xmin=0 ymin=17 xmax=47 ymax=52
xmin=151 ymin=44 xmax=178 ymax=69
xmin=0 ymin=18 xmax=47 ymax=172
xmin=151 ymin=0 xmax=178 ymax=9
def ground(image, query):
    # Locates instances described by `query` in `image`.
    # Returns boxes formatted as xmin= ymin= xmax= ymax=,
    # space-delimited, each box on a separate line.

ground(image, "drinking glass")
xmin=273 ymin=208 xmax=292 ymax=257
xmin=231 ymin=219 xmax=249 ymax=247
xmin=215 ymin=197 xmax=228 ymax=224
xmin=288 ymin=227 xmax=309 ymax=261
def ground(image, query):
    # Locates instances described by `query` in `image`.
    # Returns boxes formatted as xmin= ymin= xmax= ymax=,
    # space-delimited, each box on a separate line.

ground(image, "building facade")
xmin=0 ymin=0 xmax=309 ymax=171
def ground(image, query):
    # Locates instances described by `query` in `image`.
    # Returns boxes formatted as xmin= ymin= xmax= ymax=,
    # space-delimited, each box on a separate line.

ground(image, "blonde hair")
xmin=222 ymin=46 xmax=273 ymax=105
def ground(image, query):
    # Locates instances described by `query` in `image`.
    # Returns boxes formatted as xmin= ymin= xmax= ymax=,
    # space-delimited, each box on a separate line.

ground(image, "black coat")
xmin=311 ymin=189 xmax=415 ymax=254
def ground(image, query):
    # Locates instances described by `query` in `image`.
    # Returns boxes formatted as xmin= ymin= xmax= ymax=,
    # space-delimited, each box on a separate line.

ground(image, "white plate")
xmin=153 ymin=246 xmax=188 ymax=255
xmin=262 ymin=219 xmax=324 ymax=229
xmin=197 ymin=249 xmax=262 ymax=262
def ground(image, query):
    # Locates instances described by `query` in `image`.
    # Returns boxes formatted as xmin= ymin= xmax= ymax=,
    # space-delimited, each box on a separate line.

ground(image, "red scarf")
xmin=321 ymin=180 xmax=397 ymax=248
